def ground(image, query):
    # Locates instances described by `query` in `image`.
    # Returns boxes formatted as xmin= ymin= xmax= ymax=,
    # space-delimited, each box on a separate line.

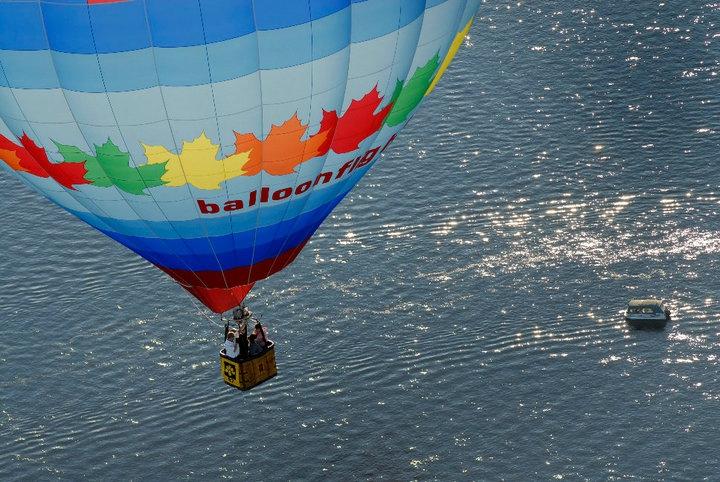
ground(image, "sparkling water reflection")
xmin=1 ymin=1 xmax=719 ymax=479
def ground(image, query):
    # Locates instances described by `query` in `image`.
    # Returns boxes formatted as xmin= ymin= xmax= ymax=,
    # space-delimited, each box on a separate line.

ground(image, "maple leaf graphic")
xmin=0 ymin=132 xmax=88 ymax=189
xmin=331 ymin=83 xmax=402 ymax=154
xmin=385 ymin=54 xmax=441 ymax=127
xmin=0 ymin=134 xmax=27 ymax=172
xmin=56 ymin=139 xmax=165 ymax=195
xmin=144 ymin=132 xmax=249 ymax=190
xmin=234 ymin=113 xmax=335 ymax=177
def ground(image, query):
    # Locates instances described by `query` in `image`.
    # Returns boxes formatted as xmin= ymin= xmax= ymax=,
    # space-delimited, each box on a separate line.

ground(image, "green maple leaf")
xmin=55 ymin=142 xmax=112 ymax=188
xmin=56 ymin=139 xmax=166 ymax=195
xmin=385 ymin=54 xmax=441 ymax=127
xmin=94 ymin=140 xmax=166 ymax=195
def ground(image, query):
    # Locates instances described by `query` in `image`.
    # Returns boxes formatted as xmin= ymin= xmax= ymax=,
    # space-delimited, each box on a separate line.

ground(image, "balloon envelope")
xmin=0 ymin=0 xmax=479 ymax=312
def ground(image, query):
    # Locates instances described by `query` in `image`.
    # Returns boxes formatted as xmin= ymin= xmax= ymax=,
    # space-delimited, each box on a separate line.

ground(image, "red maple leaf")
xmin=313 ymin=109 xmax=338 ymax=156
xmin=330 ymin=86 xmax=395 ymax=154
xmin=0 ymin=132 xmax=88 ymax=189
xmin=20 ymin=134 xmax=89 ymax=189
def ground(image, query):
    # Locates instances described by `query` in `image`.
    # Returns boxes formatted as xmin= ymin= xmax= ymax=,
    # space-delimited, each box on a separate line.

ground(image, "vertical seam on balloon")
xmin=129 ymin=9 xmax=232 ymax=293
xmin=64 ymin=0 xmax=214 ymax=289
xmin=442 ymin=0 xmax=470 ymax=85
xmin=36 ymin=7 xmax=143 ymax=211
xmin=453 ymin=1 xmax=472 ymax=65
xmin=343 ymin=0 xmax=418 ymax=178
xmin=260 ymin=2 xmax=355 ymax=282
xmin=136 ymin=0 xmax=234 ymax=292
xmin=243 ymin=0 xmax=268 ymax=287
xmin=82 ymin=1 xmax=217 ymax=288
xmin=311 ymin=0 xmax=429 ymax=251
xmin=358 ymin=0 xmax=435 ymax=165
xmin=260 ymin=0 xmax=320 ymax=284
xmin=194 ymin=0 xmax=238 ymax=297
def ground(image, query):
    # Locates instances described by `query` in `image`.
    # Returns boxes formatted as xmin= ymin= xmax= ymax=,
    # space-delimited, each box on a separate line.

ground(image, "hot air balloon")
xmin=0 ymin=0 xmax=480 ymax=314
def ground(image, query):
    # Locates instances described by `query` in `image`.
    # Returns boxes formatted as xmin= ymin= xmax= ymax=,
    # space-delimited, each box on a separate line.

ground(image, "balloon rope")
xmin=182 ymin=290 xmax=225 ymax=328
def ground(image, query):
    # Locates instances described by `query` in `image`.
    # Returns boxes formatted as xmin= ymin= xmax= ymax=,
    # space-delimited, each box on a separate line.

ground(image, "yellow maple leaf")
xmin=143 ymin=133 xmax=250 ymax=190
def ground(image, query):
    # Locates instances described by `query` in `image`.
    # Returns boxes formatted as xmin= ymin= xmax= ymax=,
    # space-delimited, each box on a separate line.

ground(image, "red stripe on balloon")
xmin=157 ymin=240 xmax=308 ymax=289
xmin=155 ymin=239 xmax=309 ymax=312
xmin=183 ymin=283 xmax=255 ymax=314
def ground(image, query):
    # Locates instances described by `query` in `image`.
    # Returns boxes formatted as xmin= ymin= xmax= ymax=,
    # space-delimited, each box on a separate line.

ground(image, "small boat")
xmin=624 ymin=299 xmax=671 ymax=330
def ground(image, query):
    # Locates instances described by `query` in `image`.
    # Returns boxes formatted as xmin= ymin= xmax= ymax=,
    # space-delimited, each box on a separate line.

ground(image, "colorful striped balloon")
xmin=0 ymin=0 xmax=479 ymax=312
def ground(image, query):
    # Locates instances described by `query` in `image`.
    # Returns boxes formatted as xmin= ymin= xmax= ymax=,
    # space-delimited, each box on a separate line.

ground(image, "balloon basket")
xmin=220 ymin=342 xmax=277 ymax=391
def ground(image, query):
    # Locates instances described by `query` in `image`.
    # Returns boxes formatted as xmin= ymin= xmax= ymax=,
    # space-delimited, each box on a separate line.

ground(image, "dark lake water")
xmin=2 ymin=1 xmax=719 ymax=480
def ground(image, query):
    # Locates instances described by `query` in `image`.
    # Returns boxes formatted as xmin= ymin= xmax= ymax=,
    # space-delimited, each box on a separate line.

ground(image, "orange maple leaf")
xmin=0 ymin=133 xmax=36 ymax=173
xmin=234 ymin=112 xmax=337 ymax=176
xmin=0 ymin=146 xmax=24 ymax=171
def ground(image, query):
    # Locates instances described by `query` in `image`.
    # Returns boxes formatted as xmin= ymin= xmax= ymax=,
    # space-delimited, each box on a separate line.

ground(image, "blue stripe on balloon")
xmin=0 ymin=50 xmax=58 ymax=90
xmin=0 ymin=0 xmax=377 ymax=54
xmin=351 ymin=0 xmax=425 ymax=43
xmin=68 ymin=164 xmax=370 ymax=239
xmin=0 ymin=2 xmax=46 ymax=51
xmin=90 ymin=186 xmax=347 ymax=272
xmin=0 ymin=1 xmax=423 ymax=92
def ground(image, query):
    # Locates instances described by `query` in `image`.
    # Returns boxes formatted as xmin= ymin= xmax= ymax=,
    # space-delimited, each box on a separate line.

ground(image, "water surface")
xmin=1 ymin=1 xmax=719 ymax=479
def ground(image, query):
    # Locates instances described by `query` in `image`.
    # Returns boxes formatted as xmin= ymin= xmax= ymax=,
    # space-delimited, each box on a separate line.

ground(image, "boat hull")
xmin=625 ymin=316 xmax=669 ymax=330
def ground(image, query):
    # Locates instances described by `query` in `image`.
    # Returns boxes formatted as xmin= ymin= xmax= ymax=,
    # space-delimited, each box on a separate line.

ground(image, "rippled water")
xmin=2 ymin=2 xmax=719 ymax=480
